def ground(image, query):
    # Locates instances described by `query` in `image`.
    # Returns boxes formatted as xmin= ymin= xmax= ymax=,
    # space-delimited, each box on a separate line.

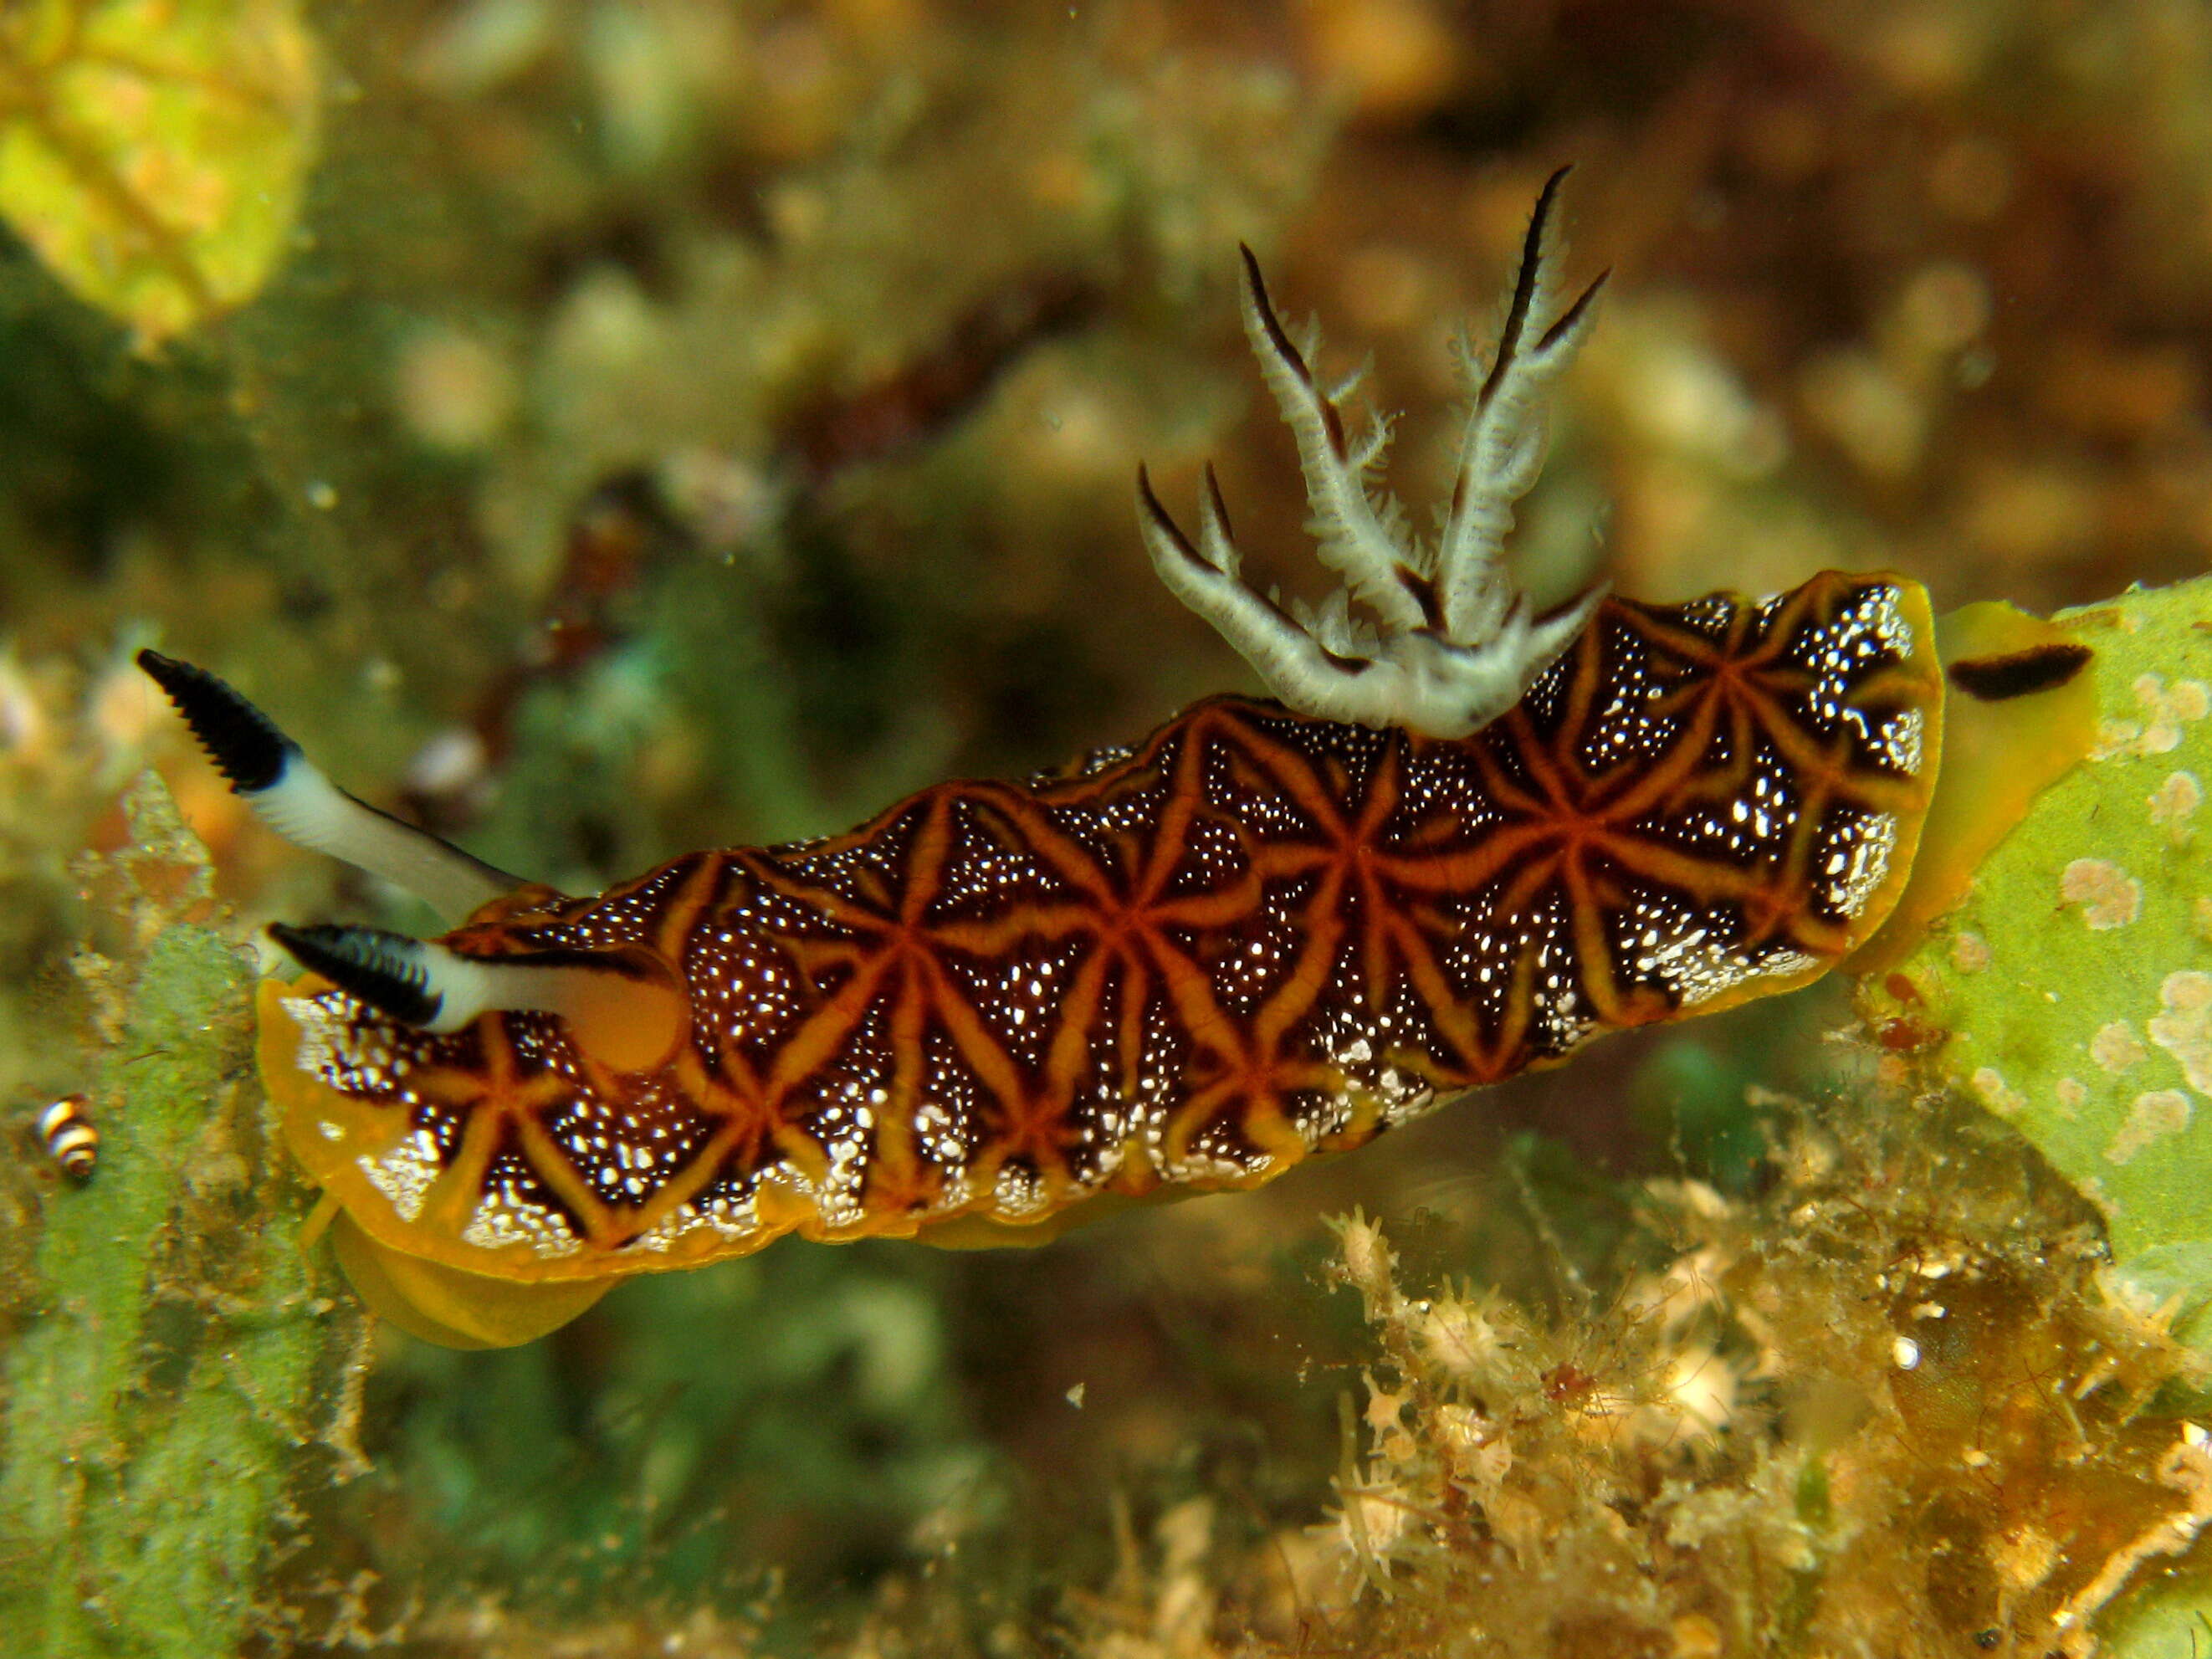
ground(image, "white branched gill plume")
xmin=1136 ymin=166 xmax=1610 ymax=739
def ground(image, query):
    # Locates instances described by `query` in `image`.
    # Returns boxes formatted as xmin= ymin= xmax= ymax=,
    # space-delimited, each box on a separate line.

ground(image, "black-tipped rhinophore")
xmin=136 ymin=649 xmax=294 ymax=793
xmin=269 ymin=922 xmax=443 ymax=1027
xmin=141 ymin=647 xmax=531 ymax=917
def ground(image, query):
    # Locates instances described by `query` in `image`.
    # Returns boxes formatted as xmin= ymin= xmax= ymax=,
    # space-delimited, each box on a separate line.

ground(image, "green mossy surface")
xmin=1861 ymin=576 xmax=2212 ymax=1653
xmin=2102 ymin=1578 xmax=2212 ymax=1659
xmin=1871 ymin=579 xmax=2212 ymax=1343
xmin=0 ymin=778 xmax=325 ymax=1658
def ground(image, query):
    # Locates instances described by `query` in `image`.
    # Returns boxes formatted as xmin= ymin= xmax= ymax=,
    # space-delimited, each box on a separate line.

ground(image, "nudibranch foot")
xmin=328 ymin=1206 xmax=616 ymax=1349
xmin=137 ymin=648 xmax=525 ymax=920
xmin=1136 ymin=164 xmax=1610 ymax=740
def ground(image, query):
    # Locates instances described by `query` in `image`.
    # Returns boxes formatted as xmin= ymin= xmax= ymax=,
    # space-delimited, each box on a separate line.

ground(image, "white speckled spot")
xmin=463 ymin=1190 xmax=584 ymax=1257
xmin=358 ymin=1129 xmax=442 ymax=1223
xmin=1949 ymin=931 xmax=1991 ymax=974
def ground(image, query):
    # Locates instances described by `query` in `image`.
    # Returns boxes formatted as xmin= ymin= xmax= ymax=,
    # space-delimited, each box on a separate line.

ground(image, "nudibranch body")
xmin=145 ymin=172 xmax=2093 ymax=1347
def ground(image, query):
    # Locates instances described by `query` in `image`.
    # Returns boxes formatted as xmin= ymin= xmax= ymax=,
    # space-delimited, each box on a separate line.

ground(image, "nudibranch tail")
xmin=137 ymin=649 xmax=525 ymax=919
xmin=1136 ymin=163 xmax=1610 ymax=740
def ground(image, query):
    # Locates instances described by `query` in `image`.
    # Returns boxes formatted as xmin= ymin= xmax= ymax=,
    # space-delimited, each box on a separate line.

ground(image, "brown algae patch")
xmin=2092 ymin=1020 xmax=2151 ymax=1073
xmin=2061 ymin=857 xmax=2143 ymax=929
xmin=2149 ymin=769 xmax=2203 ymax=839
xmin=2093 ymin=673 xmax=2211 ymax=760
xmin=2149 ymin=970 xmax=2212 ymax=1097
xmin=1972 ymin=1066 xmax=2029 ymax=1118
xmin=2104 ymin=1089 xmax=2193 ymax=1165
xmin=1287 ymin=1092 xmax=2212 ymax=1657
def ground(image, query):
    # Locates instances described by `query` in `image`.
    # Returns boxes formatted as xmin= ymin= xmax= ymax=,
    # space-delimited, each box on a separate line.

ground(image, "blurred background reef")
xmin=3 ymin=0 xmax=2212 ymax=1653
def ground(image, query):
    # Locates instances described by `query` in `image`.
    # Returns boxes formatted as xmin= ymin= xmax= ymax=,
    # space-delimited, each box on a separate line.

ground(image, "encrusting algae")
xmin=1294 ymin=1090 xmax=2211 ymax=1659
xmin=975 ymin=1069 xmax=2212 ymax=1659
